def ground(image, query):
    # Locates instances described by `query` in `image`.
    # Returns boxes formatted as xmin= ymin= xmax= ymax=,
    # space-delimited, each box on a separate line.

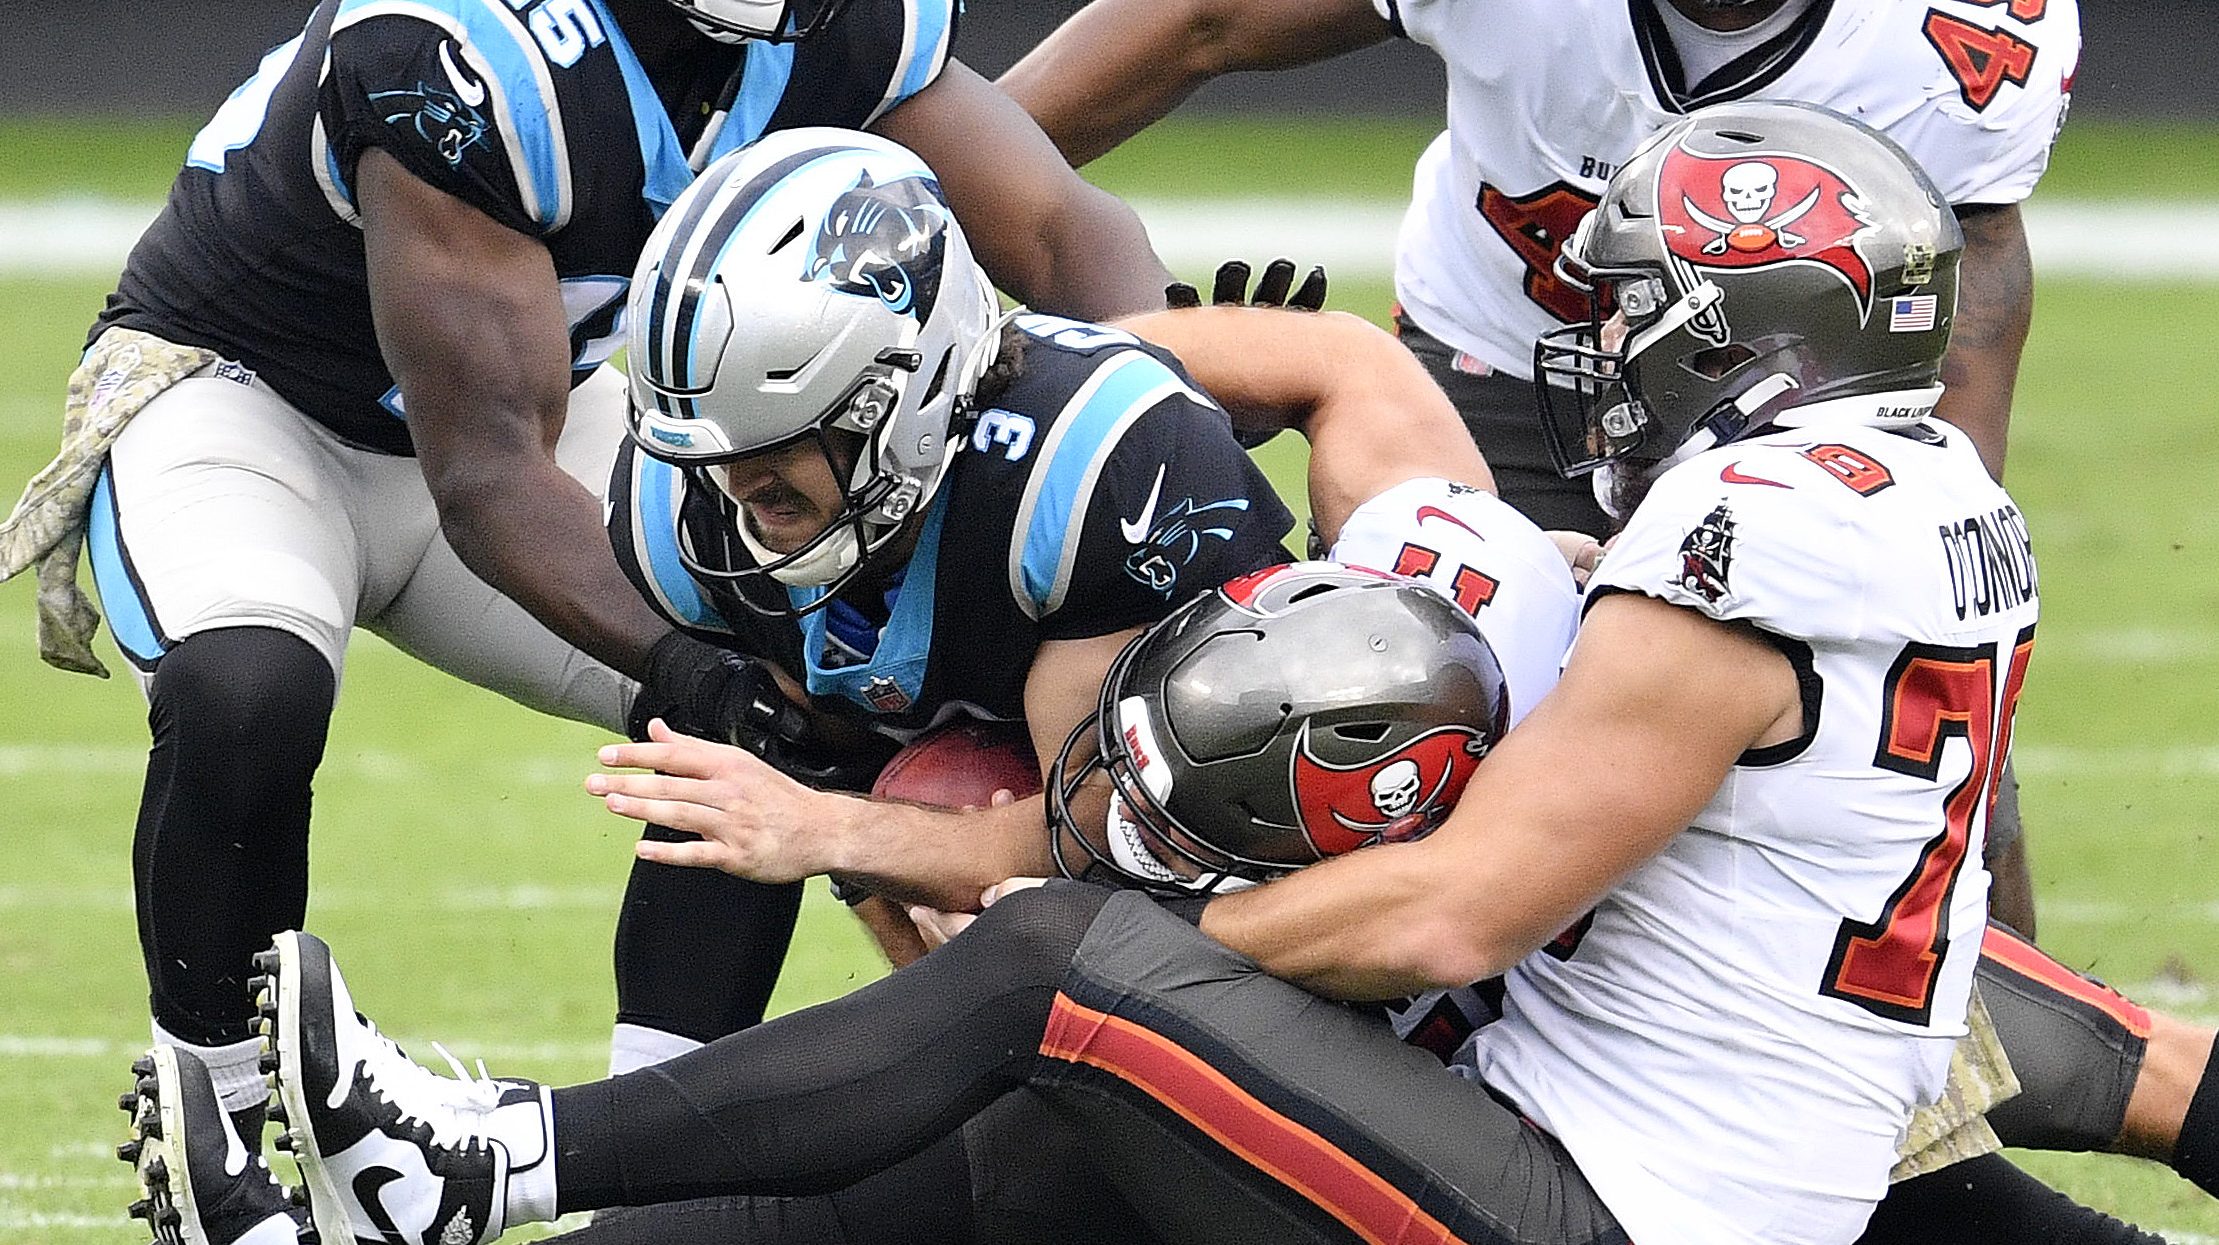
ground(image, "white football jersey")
xmin=1376 ymin=0 xmax=2079 ymax=378
xmin=1327 ymin=477 xmax=1581 ymax=1059
xmin=1328 ymin=477 xmax=1580 ymax=725
xmin=1464 ymin=414 xmax=2038 ymax=1244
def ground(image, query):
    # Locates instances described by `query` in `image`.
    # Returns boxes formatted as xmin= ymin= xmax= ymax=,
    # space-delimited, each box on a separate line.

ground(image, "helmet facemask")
xmin=1535 ymin=215 xmax=1803 ymax=492
xmin=1046 ymin=638 xmax=1281 ymax=896
xmin=687 ymin=361 xmax=922 ymax=605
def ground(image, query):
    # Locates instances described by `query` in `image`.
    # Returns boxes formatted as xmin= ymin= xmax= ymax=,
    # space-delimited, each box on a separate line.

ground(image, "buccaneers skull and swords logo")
xmin=1658 ymin=144 xmax=1880 ymax=322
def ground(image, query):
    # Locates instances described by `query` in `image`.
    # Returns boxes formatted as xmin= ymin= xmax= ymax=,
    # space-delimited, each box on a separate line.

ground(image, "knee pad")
xmin=149 ymin=627 xmax=336 ymax=766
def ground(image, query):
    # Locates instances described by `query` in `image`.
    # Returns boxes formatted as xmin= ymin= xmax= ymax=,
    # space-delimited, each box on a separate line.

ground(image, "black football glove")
xmin=630 ymin=632 xmax=892 ymax=791
xmin=631 ymin=631 xmax=804 ymax=746
xmin=1166 ymin=258 xmax=1328 ymax=312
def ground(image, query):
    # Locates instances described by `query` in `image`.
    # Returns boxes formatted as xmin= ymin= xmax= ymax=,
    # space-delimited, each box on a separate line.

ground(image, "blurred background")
xmin=7 ymin=0 xmax=2219 ymax=119
xmin=3 ymin=2 xmax=2217 ymax=1240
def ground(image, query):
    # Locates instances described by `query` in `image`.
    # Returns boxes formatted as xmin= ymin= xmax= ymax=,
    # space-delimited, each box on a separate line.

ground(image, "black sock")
xmin=553 ymin=882 xmax=1114 ymax=1212
xmin=1859 ymin=1154 xmax=2165 ymax=1245
xmin=2172 ymin=1039 xmax=2219 ymax=1197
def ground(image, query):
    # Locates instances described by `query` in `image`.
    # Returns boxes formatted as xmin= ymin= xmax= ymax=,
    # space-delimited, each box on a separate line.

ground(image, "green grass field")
xmin=3 ymin=115 xmax=2217 ymax=1240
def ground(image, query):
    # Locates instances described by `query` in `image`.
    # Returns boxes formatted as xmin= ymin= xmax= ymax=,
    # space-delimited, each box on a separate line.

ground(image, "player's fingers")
xmin=980 ymin=876 xmax=1051 ymax=907
xmin=597 ymin=739 xmax=676 ymax=771
xmin=1546 ymin=529 xmax=1606 ymax=584
xmin=907 ymin=905 xmax=976 ymax=950
xmin=585 ymin=771 xmax=722 ymax=805
xmin=1164 ymin=280 xmax=1201 ymax=310
xmin=1252 ymin=258 xmax=1296 ymax=307
xmin=1211 ymin=259 xmax=1251 ymax=305
xmin=1290 ymin=265 xmax=1329 ymax=311
xmin=634 ymin=838 xmax=727 ymax=871
xmin=600 ymin=792 xmax=731 ymax=837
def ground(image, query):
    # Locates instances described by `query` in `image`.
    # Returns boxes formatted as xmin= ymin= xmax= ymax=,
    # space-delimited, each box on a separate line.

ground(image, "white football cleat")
xmin=256 ymin=930 xmax=555 ymax=1245
xmin=119 ymin=1044 xmax=306 ymax=1245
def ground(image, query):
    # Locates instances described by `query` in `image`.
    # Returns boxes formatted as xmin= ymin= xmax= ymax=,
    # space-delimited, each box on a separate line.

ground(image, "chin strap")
xmin=1593 ymin=370 xmax=1802 ymax=522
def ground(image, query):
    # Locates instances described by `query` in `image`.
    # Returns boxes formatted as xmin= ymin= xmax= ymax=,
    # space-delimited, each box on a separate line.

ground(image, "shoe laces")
xmin=362 ymin=1027 xmax=511 ymax=1155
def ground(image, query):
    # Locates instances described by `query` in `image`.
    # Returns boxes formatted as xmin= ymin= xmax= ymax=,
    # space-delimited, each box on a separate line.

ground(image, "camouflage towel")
xmin=1892 ymin=984 xmax=2022 ymax=1181
xmin=0 ymin=327 xmax=217 ymax=677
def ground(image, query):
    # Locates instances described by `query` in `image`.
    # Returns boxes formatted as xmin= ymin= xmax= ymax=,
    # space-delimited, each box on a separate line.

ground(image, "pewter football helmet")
xmin=1048 ymin=563 xmax=1510 ymax=894
xmin=1533 ymin=101 xmax=1962 ymax=511
xmin=625 ymin=128 xmax=1001 ymax=613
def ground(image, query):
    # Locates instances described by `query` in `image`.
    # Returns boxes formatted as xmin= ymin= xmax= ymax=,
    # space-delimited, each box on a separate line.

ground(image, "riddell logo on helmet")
xmin=1122 ymin=724 xmax=1154 ymax=771
xmin=1289 ymin=723 xmax=1490 ymax=857
xmin=1659 ymin=144 xmax=1879 ymax=321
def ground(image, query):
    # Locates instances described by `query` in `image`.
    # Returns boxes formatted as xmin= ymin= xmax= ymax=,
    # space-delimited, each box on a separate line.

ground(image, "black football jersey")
xmin=607 ymin=315 xmax=1298 ymax=732
xmin=93 ymin=0 xmax=955 ymax=455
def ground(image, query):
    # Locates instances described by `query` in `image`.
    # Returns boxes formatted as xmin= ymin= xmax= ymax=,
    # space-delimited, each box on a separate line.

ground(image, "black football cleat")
xmin=259 ymin=930 xmax=554 ymax=1245
xmin=120 ymin=1044 xmax=308 ymax=1245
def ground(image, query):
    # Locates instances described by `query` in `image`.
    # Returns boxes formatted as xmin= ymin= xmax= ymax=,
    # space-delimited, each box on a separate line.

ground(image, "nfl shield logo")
xmin=862 ymin=676 xmax=912 ymax=712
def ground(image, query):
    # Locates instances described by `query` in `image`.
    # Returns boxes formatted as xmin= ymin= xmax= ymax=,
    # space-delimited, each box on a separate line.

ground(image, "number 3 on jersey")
xmin=1821 ymin=625 xmax=2035 ymax=1024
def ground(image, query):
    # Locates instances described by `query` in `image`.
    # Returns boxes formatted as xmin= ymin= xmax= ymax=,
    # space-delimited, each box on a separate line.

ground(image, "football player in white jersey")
xmin=1000 ymin=0 xmax=2076 ymax=937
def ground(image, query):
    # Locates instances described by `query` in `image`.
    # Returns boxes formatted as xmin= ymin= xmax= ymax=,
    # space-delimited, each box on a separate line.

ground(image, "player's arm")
xmin=1000 ymin=0 xmax=1392 ymax=167
xmin=1198 ymin=593 xmax=1801 ymax=1000
xmin=600 ymin=719 xmax=1057 ymax=910
xmin=1119 ymin=305 xmax=1491 ymax=541
xmin=359 ymin=150 xmax=673 ymax=677
xmin=872 ymin=60 xmax=1172 ymax=320
xmin=1933 ymin=203 xmax=2033 ymax=479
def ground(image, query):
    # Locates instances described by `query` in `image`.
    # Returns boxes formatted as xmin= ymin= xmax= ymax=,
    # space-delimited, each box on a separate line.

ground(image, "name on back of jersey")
xmin=1937 ymin=502 xmax=2037 ymax=621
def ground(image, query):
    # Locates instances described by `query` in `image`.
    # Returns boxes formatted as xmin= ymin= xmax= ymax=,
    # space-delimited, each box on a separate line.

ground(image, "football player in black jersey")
xmin=41 ymin=0 xmax=1181 ymax=1140
xmin=600 ymin=129 xmax=1295 ymax=946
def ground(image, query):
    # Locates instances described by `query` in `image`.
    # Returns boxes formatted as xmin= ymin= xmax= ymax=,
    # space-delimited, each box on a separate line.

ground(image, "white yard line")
xmin=3 ymin=197 xmax=2216 ymax=280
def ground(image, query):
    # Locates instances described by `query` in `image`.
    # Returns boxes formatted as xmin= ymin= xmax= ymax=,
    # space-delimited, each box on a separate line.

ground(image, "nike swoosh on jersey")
xmin=439 ymin=41 xmax=488 ymax=109
xmin=1720 ymin=463 xmax=1792 ymax=488
xmin=1415 ymin=504 xmax=1484 ymax=539
xmin=1119 ymin=463 xmax=1168 ymax=543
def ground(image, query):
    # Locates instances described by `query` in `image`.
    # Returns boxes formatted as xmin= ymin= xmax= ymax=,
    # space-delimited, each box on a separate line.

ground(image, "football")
xmin=871 ymin=718 xmax=1043 ymax=809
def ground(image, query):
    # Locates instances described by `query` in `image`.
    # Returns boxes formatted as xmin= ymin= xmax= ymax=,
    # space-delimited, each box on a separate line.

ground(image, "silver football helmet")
xmin=1533 ymin=101 xmax=1962 ymax=516
xmin=663 ymin=0 xmax=850 ymax=42
xmin=626 ymin=128 xmax=1002 ymax=614
xmin=1048 ymin=563 xmax=1511 ymax=894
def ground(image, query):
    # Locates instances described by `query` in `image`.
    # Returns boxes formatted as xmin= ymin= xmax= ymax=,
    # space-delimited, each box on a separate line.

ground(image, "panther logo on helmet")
xmin=806 ymin=172 xmax=949 ymax=319
xmin=1289 ymin=723 xmax=1491 ymax=856
xmin=1661 ymin=145 xmax=1879 ymax=321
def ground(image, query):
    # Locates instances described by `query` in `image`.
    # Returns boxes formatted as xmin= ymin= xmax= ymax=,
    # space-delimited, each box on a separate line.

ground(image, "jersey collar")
xmin=1627 ymin=0 xmax=1837 ymax=113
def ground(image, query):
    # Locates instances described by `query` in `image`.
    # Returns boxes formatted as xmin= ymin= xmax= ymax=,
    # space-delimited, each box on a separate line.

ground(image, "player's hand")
xmin=591 ymin=719 xmax=839 ymax=883
xmin=912 ymin=875 xmax=1052 ymax=950
xmin=1166 ymin=258 xmax=1328 ymax=312
xmin=907 ymin=904 xmax=975 ymax=951
xmin=902 ymin=789 xmax=1023 ymax=951
xmin=630 ymin=633 xmax=889 ymax=791
xmin=630 ymin=632 xmax=802 ymax=746
xmin=1547 ymin=530 xmax=1608 ymax=588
